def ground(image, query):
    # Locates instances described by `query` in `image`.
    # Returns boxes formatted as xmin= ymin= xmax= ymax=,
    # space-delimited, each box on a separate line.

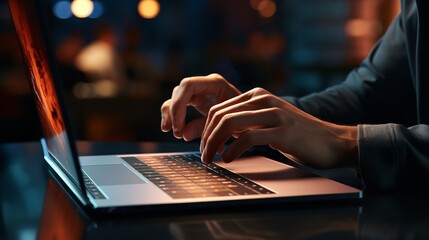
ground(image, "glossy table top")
xmin=1 ymin=141 xmax=428 ymax=240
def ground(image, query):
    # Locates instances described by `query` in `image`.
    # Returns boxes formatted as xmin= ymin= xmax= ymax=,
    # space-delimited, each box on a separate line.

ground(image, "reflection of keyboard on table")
xmin=123 ymin=154 xmax=274 ymax=199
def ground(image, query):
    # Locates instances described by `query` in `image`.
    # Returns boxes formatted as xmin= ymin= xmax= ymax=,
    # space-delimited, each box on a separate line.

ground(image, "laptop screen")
xmin=9 ymin=0 xmax=81 ymax=187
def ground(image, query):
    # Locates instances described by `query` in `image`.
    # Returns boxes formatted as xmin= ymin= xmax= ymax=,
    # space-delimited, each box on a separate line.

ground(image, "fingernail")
xmin=173 ymin=130 xmax=182 ymax=139
xmin=185 ymin=128 xmax=197 ymax=141
xmin=201 ymin=150 xmax=206 ymax=163
xmin=200 ymin=141 xmax=204 ymax=153
xmin=161 ymin=120 xmax=166 ymax=131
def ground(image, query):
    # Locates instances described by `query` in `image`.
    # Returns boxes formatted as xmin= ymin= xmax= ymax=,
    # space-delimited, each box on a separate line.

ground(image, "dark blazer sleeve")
xmin=283 ymin=5 xmax=429 ymax=192
xmin=283 ymin=15 xmax=416 ymax=126
xmin=358 ymin=124 xmax=429 ymax=192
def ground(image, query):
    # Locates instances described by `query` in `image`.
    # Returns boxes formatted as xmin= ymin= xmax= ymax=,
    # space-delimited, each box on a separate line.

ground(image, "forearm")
xmin=282 ymin=77 xmax=369 ymax=125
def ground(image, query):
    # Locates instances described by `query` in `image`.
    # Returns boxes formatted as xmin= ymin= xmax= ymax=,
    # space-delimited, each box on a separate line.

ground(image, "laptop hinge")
xmin=41 ymin=138 xmax=92 ymax=207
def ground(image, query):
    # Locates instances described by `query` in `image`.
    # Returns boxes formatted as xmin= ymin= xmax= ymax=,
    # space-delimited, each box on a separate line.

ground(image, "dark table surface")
xmin=1 ymin=141 xmax=428 ymax=240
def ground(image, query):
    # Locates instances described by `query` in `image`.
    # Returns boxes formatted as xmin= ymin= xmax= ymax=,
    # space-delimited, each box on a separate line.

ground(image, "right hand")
xmin=160 ymin=73 xmax=241 ymax=141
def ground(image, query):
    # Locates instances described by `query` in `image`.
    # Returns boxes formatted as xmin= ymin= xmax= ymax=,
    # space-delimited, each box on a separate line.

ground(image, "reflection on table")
xmin=39 ymin=176 xmax=359 ymax=240
xmin=2 ymin=141 xmax=429 ymax=240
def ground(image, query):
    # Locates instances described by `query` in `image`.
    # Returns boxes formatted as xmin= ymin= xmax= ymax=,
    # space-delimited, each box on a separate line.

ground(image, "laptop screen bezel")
xmin=8 ymin=0 xmax=90 ymax=206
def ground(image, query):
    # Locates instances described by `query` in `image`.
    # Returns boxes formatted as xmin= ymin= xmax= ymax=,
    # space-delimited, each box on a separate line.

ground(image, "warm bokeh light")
xmin=71 ymin=0 xmax=94 ymax=18
xmin=138 ymin=0 xmax=160 ymax=19
xmin=345 ymin=19 xmax=382 ymax=37
xmin=258 ymin=0 xmax=276 ymax=18
xmin=250 ymin=0 xmax=262 ymax=10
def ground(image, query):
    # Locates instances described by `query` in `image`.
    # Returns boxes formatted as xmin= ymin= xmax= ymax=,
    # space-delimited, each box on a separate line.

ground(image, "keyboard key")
xmin=82 ymin=172 xmax=106 ymax=200
xmin=122 ymin=155 xmax=274 ymax=199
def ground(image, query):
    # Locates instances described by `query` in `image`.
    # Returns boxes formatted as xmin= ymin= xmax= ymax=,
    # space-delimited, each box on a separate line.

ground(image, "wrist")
xmin=335 ymin=125 xmax=359 ymax=169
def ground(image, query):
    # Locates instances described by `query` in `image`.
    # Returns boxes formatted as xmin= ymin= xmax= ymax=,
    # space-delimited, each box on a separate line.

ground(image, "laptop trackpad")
xmin=82 ymin=164 xmax=145 ymax=186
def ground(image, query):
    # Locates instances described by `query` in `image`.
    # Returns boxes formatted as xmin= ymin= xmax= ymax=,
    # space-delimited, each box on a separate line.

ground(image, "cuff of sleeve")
xmin=358 ymin=124 xmax=398 ymax=192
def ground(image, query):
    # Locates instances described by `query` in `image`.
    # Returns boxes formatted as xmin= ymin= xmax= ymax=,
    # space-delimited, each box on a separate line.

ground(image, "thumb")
xmin=182 ymin=117 xmax=206 ymax=142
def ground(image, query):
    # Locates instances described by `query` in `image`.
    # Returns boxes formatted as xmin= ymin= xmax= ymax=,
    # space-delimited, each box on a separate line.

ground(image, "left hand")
xmin=200 ymin=87 xmax=358 ymax=169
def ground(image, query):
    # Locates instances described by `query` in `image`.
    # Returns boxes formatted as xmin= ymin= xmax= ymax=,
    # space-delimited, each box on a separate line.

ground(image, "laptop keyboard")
xmin=83 ymin=171 xmax=106 ymax=200
xmin=122 ymin=154 xmax=274 ymax=199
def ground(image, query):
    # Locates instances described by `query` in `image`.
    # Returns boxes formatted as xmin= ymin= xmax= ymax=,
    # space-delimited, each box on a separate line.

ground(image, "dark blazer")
xmin=285 ymin=0 xmax=429 ymax=192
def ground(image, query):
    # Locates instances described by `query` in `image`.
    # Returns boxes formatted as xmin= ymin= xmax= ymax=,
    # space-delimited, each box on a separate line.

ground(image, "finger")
xmin=182 ymin=117 xmax=206 ymax=142
xmin=202 ymin=108 xmax=284 ymax=163
xmin=170 ymin=77 xmax=213 ymax=134
xmin=201 ymin=96 xmax=255 ymax=150
xmin=204 ymin=89 xmax=255 ymax=129
xmin=189 ymin=94 xmax=218 ymax=115
xmin=221 ymin=128 xmax=277 ymax=163
xmin=202 ymin=88 xmax=270 ymax=140
xmin=170 ymin=86 xmax=184 ymax=138
xmin=160 ymin=99 xmax=173 ymax=132
xmin=201 ymin=94 xmax=282 ymax=151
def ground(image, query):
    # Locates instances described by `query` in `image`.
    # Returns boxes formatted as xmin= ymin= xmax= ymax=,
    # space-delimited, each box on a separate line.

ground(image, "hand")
xmin=160 ymin=73 xmax=241 ymax=141
xmin=200 ymin=87 xmax=358 ymax=169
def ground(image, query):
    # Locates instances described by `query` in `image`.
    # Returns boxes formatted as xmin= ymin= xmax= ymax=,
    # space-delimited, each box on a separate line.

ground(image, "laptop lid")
xmin=8 ymin=0 xmax=90 ymax=205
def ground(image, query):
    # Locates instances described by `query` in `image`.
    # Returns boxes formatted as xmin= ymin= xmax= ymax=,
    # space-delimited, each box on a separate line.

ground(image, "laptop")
xmin=8 ymin=0 xmax=362 ymax=213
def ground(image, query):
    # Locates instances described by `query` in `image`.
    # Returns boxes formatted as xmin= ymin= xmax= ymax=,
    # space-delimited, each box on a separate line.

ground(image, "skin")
xmin=161 ymin=73 xmax=359 ymax=170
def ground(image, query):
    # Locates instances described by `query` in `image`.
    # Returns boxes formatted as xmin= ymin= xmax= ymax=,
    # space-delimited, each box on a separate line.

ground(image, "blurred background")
xmin=0 ymin=0 xmax=400 ymax=143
